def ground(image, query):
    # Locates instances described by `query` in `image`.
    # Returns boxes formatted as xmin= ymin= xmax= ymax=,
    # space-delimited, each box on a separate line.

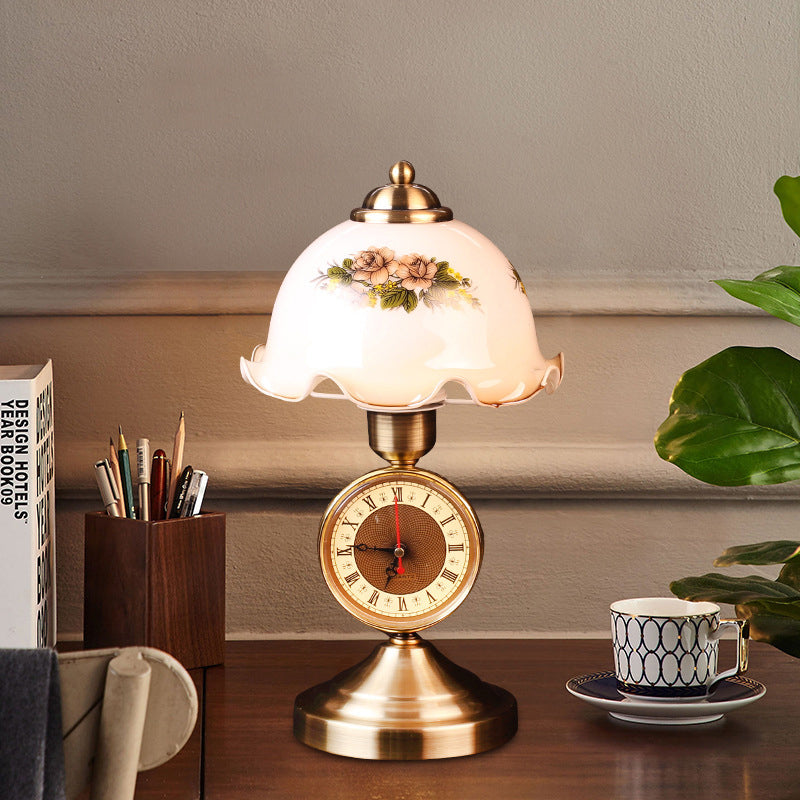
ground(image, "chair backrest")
xmin=58 ymin=646 xmax=198 ymax=800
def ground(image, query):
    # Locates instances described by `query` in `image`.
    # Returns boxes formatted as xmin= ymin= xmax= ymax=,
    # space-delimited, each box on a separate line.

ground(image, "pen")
xmin=181 ymin=470 xmax=207 ymax=517
xmin=94 ymin=459 xmax=121 ymax=517
xmin=117 ymin=427 xmax=136 ymax=519
xmin=165 ymin=411 xmax=185 ymax=519
xmin=108 ymin=437 xmax=125 ymax=517
xmin=150 ymin=449 xmax=168 ymax=521
xmin=169 ymin=465 xmax=193 ymax=519
xmin=136 ymin=438 xmax=151 ymax=521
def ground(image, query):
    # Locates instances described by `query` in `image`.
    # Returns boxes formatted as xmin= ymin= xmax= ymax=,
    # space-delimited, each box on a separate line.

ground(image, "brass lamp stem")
xmin=367 ymin=410 xmax=437 ymax=467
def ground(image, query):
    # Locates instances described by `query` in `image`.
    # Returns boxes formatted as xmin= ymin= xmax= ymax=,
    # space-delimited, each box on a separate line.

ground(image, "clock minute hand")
xmin=394 ymin=497 xmax=405 ymax=575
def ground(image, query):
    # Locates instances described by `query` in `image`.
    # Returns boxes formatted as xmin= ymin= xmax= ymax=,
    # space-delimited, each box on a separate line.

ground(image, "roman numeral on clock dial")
xmin=344 ymin=571 xmax=359 ymax=586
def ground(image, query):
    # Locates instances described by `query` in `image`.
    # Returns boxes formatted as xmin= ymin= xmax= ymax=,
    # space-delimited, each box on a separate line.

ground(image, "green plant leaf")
xmin=755 ymin=265 xmax=800 ymax=294
xmin=774 ymin=174 xmax=800 ymax=238
xmin=714 ymin=540 xmax=800 ymax=567
xmin=737 ymin=599 xmax=800 ymax=657
xmin=654 ymin=346 xmax=800 ymax=485
xmin=342 ymin=258 xmax=354 ymax=268
xmin=670 ymin=573 xmax=800 ymax=604
xmin=673 ymin=573 xmax=800 ymax=656
xmin=328 ymin=266 xmax=350 ymax=277
xmin=777 ymin=560 xmax=800 ymax=591
xmin=715 ymin=268 xmax=800 ymax=327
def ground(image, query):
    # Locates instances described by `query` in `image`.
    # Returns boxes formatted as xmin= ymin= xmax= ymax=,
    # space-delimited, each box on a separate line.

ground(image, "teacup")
xmin=610 ymin=597 xmax=749 ymax=700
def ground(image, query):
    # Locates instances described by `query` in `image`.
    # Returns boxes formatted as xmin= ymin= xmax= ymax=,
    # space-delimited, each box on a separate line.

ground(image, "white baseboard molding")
xmin=2 ymin=269 xmax=759 ymax=317
xmin=56 ymin=439 xmax=800 ymax=501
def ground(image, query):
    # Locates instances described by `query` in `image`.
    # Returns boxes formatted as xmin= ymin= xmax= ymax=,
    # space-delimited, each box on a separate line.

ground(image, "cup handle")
xmin=709 ymin=618 xmax=750 ymax=688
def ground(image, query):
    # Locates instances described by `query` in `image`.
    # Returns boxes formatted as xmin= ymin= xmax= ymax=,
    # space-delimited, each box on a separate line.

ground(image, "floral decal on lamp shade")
xmin=509 ymin=262 xmax=527 ymax=295
xmin=314 ymin=246 xmax=481 ymax=313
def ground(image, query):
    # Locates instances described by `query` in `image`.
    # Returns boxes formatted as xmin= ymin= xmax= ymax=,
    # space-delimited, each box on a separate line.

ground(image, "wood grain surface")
xmin=202 ymin=639 xmax=799 ymax=800
xmin=83 ymin=512 xmax=225 ymax=669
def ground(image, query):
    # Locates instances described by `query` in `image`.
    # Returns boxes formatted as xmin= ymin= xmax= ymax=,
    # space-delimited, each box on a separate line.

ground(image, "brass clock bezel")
xmin=318 ymin=466 xmax=483 ymax=634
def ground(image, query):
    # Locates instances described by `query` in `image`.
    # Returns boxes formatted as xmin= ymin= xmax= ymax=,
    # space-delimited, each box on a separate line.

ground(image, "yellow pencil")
xmin=108 ymin=437 xmax=125 ymax=517
xmin=165 ymin=412 xmax=185 ymax=519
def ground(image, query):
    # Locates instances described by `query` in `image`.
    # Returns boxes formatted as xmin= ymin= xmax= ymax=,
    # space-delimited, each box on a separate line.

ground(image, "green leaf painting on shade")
xmin=379 ymin=290 xmax=403 ymax=310
xmin=774 ymin=174 xmax=800 ymax=238
xmin=654 ymin=346 xmax=800 ymax=485
xmin=313 ymin=247 xmax=479 ymax=313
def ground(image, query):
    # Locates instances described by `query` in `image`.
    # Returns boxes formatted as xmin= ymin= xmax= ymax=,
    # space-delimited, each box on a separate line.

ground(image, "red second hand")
xmin=394 ymin=496 xmax=405 ymax=575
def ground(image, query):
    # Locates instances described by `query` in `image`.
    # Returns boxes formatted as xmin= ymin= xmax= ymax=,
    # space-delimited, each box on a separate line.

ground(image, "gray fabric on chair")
xmin=0 ymin=649 xmax=66 ymax=800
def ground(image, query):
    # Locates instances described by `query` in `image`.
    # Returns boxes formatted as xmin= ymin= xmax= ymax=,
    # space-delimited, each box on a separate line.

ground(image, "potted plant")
xmin=654 ymin=173 xmax=800 ymax=657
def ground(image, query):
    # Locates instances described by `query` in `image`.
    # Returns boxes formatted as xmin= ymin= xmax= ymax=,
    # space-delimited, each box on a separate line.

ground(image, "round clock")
xmin=294 ymin=409 xmax=518 ymax=760
xmin=319 ymin=467 xmax=482 ymax=634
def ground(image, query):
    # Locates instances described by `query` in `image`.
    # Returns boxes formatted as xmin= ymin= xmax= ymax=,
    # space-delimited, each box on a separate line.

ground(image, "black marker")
xmin=169 ymin=465 xmax=193 ymax=519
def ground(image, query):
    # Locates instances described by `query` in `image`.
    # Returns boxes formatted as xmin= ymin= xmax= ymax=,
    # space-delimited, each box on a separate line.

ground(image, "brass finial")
xmin=390 ymin=161 xmax=415 ymax=185
xmin=351 ymin=162 xmax=453 ymax=224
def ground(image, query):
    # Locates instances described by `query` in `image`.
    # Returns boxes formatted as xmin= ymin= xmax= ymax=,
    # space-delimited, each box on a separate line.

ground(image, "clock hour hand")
xmin=353 ymin=544 xmax=396 ymax=553
xmin=384 ymin=560 xmax=398 ymax=589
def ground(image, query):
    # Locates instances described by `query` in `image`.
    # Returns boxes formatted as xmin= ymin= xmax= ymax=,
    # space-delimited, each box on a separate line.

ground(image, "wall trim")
xmin=1 ymin=269 xmax=760 ymax=317
xmin=57 ymin=440 xmax=800 ymax=501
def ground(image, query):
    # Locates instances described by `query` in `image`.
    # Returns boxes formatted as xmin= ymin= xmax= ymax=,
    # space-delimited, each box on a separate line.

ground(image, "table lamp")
xmin=241 ymin=161 xmax=564 ymax=760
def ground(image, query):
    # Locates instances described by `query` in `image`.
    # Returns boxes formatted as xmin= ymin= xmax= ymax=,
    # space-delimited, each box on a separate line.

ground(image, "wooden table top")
xmin=137 ymin=638 xmax=799 ymax=800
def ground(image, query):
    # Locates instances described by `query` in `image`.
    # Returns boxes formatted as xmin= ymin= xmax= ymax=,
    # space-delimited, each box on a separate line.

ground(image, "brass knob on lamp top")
xmin=351 ymin=161 xmax=453 ymax=223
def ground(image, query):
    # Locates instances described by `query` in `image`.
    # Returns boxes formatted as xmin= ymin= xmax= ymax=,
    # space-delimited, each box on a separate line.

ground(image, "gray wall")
xmin=2 ymin=1 xmax=800 ymax=639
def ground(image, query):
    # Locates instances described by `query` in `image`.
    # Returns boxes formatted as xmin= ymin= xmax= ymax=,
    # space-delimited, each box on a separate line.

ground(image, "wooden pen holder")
xmin=83 ymin=511 xmax=225 ymax=669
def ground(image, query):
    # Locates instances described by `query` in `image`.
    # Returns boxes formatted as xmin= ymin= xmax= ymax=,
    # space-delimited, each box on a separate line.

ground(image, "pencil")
xmin=117 ymin=426 xmax=136 ymax=519
xmin=108 ymin=437 xmax=125 ymax=517
xmin=165 ymin=411 xmax=185 ymax=519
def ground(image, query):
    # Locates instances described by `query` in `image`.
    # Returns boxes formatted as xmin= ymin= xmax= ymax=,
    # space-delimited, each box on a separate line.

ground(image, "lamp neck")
xmin=367 ymin=409 xmax=437 ymax=468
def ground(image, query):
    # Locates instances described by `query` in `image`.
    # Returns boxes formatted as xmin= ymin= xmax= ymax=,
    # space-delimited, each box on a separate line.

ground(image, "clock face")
xmin=319 ymin=468 xmax=483 ymax=633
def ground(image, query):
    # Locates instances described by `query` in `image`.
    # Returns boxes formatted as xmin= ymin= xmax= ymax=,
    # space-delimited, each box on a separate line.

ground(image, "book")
xmin=0 ymin=361 xmax=56 ymax=647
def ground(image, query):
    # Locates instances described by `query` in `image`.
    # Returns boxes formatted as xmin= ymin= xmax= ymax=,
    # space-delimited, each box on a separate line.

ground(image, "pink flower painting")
xmin=396 ymin=254 xmax=437 ymax=291
xmin=315 ymin=249 xmax=486 ymax=314
xmin=352 ymin=247 xmax=397 ymax=286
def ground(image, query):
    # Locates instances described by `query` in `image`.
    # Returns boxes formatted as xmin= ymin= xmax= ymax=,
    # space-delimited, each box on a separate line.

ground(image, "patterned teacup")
xmin=610 ymin=598 xmax=749 ymax=700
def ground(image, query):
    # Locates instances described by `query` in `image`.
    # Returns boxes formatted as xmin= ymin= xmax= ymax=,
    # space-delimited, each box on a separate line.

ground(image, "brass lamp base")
xmin=294 ymin=634 xmax=517 ymax=760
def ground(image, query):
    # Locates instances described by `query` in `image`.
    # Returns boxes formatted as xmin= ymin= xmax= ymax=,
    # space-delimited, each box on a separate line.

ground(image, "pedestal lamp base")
xmin=294 ymin=634 xmax=517 ymax=760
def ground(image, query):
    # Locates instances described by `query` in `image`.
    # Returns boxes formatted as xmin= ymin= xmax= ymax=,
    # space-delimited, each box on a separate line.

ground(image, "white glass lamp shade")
xmin=241 ymin=166 xmax=563 ymax=410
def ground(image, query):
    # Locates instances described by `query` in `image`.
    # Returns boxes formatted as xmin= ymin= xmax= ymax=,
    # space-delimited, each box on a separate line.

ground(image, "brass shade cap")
xmin=351 ymin=161 xmax=453 ymax=223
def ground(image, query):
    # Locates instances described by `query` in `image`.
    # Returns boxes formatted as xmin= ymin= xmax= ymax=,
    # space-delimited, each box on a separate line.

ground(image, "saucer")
xmin=566 ymin=671 xmax=766 ymax=725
